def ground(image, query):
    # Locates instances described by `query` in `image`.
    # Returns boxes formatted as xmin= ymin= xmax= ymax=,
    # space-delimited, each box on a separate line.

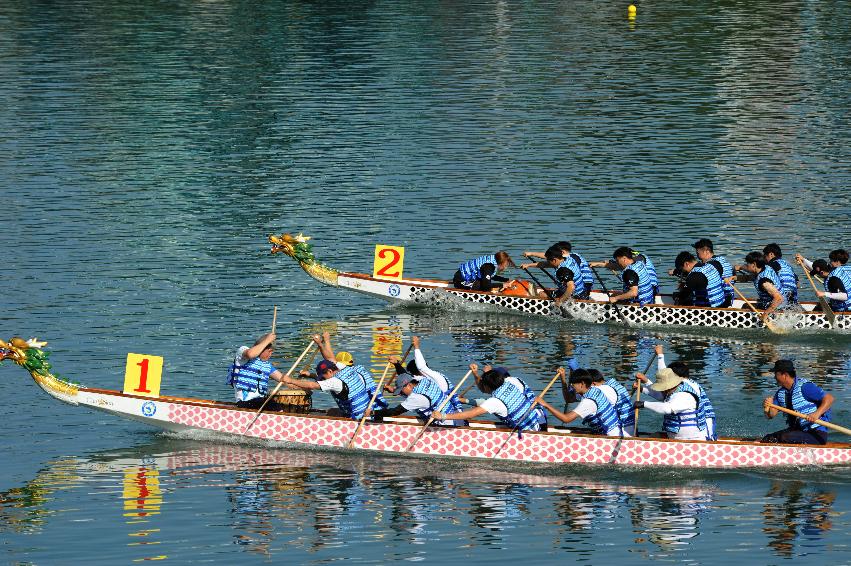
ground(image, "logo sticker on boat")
xmin=141 ymin=401 xmax=157 ymax=417
xmin=388 ymin=284 xmax=401 ymax=297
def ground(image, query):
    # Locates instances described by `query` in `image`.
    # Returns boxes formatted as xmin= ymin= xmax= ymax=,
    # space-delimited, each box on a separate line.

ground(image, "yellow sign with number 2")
xmin=373 ymin=244 xmax=405 ymax=280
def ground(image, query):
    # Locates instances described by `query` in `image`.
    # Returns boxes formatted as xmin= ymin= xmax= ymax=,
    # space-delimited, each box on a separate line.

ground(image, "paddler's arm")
xmin=589 ymin=260 xmax=620 ymax=271
xmin=314 ymin=331 xmax=337 ymax=361
xmin=760 ymin=282 xmax=785 ymax=319
xmin=523 ymin=251 xmax=546 ymax=260
xmin=537 ymin=398 xmax=580 ymax=424
xmin=763 ymin=396 xmax=779 ymax=419
xmin=279 ymin=374 xmax=322 ymax=391
xmin=366 ymin=405 xmax=408 ymax=420
xmin=801 ymin=383 xmax=834 ymax=423
xmin=609 ymin=286 xmax=638 ymax=303
xmin=244 ymin=333 xmax=275 ymax=360
xmin=432 ymin=405 xmax=487 ymax=422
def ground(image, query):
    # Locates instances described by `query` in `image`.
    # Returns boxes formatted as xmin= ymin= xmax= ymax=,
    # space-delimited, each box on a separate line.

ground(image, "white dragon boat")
xmin=3 ymin=337 xmax=849 ymax=469
xmin=269 ymin=232 xmax=851 ymax=333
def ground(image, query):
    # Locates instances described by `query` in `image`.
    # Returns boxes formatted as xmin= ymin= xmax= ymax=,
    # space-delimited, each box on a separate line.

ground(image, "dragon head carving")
xmin=0 ymin=337 xmax=48 ymax=367
xmin=269 ymin=232 xmax=316 ymax=264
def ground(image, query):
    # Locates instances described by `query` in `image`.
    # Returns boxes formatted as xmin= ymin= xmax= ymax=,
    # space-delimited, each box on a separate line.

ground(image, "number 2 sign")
xmin=123 ymin=353 xmax=164 ymax=398
xmin=373 ymin=245 xmax=405 ymax=280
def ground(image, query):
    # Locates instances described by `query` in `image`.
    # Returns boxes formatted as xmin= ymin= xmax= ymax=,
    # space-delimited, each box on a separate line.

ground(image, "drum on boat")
xmin=271 ymin=389 xmax=312 ymax=414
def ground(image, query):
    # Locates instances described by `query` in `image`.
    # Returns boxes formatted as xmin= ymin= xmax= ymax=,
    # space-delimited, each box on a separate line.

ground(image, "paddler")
xmin=523 ymin=241 xmax=594 ymax=299
xmin=691 ymin=238 xmax=735 ymax=305
xmin=590 ymin=247 xmax=655 ymax=305
xmin=280 ymin=334 xmax=389 ymax=420
xmin=632 ymin=367 xmax=713 ymax=441
xmin=432 ymin=365 xmax=547 ymax=432
xmin=762 ymin=360 xmax=834 ymax=445
xmin=366 ymin=362 xmax=466 ymax=426
xmin=452 ymin=251 xmax=515 ymax=292
xmin=520 ymin=244 xmax=592 ymax=302
xmin=227 ymin=332 xmax=289 ymax=410
xmin=797 ymin=249 xmax=851 ymax=312
xmin=671 ymin=251 xmax=727 ymax=307
xmin=736 ymin=251 xmax=786 ymax=321
xmin=762 ymin=244 xmax=799 ymax=305
xmin=536 ymin=368 xmax=624 ymax=436
xmin=589 ymin=369 xmax=634 ymax=436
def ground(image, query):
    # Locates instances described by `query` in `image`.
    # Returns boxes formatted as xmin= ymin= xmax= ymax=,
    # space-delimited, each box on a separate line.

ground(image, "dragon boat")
xmin=269 ymin=232 xmax=851 ymax=333
xmin=3 ymin=337 xmax=849 ymax=469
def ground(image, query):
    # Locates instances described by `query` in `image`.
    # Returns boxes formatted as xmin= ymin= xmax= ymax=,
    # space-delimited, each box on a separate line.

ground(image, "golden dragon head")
xmin=269 ymin=233 xmax=315 ymax=262
xmin=0 ymin=337 xmax=48 ymax=366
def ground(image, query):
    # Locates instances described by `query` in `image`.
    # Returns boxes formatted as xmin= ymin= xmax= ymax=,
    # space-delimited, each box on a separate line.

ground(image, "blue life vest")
xmin=754 ymin=266 xmax=783 ymax=309
xmin=605 ymin=378 xmax=634 ymax=430
xmin=623 ymin=260 xmax=655 ymax=305
xmin=491 ymin=381 xmax=542 ymax=431
xmin=771 ymin=258 xmax=799 ymax=303
xmin=410 ymin=376 xmax=450 ymax=420
xmin=557 ymin=256 xmax=586 ymax=298
xmin=684 ymin=378 xmax=717 ymax=440
xmin=331 ymin=365 xmax=388 ymax=421
xmin=581 ymin=386 xmax=621 ymax=435
xmin=571 ymin=252 xmax=595 ymax=292
xmin=459 ymin=255 xmax=496 ymax=284
xmin=511 ymin=376 xmax=548 ymax=425
xmin=710 ymin=255 xmax=735 ymax=301
xmin=635 ymin=253 xmax=659 ymax=294
xmin=662 ymin=381 xmax=709 ymax=439
xmin=692 ymin=263 xmax=726 ymax=307
xmin=228 ymin=357 xmax=274 ymax=396
xmin=438 ymin=374 xmax=465 ymax=415
xmin=825 ymin=265 xmax=851 ymax=312
xmin=773 ymin=378 xmax=830 ymax=433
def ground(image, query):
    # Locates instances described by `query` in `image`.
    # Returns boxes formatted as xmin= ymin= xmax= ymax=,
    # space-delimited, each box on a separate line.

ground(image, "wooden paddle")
xmin=766 ymin=402 xmax=851 ymax=437
xmin=406 ymin=370 xmax=472 ymax=451
xmin=522 ymin=267 xmax=548 ymax=296
xmin=346 ymin=343 xmax=415 ymax=449
xmin=491 ymin=371 xmax=562 ymax=457
xmin=243 ymin=341 xmax=316 ymax=433
xmin=729 ymin=282 xmax=784 ymax=334
xmin=271 ymin=306 xmax=278 ymax=332
xmin=633 ymin=353 xmax=657 ymax=437
xmin=797 ymin=257 xmax=836 ymax=325
xmin=590 ymin=266 xmax=629 ymax=327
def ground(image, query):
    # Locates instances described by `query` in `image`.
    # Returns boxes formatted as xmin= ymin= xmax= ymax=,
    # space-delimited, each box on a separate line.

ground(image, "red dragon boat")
xmin=2 ymin=337 xmax=848 ymax=469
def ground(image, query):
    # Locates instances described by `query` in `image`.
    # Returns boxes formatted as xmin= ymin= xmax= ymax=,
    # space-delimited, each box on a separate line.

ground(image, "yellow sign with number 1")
xmin=123 ymin=353 xmax=163 ymax=398
xmin=373 ymin=244 xmax=405 ymax=280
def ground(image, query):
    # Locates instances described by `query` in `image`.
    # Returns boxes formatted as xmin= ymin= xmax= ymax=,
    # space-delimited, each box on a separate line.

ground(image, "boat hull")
xmin=71 ymin=386 xmax=851 ymax=469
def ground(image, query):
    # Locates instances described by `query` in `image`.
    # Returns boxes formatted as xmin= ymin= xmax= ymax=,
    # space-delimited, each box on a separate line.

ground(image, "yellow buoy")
xmin=628 ymin=4 xmax=637 ymax=17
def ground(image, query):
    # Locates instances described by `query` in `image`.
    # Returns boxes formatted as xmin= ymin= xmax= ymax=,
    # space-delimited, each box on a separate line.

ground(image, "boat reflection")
xmin=762 ymin=480 xmax=837 ymax=558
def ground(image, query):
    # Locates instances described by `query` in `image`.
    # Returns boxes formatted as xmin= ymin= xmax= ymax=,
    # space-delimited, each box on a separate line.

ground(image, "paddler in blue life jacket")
xmin=762 ymin=244 xmax=799 ymax=305
xmin=452 ymin=251 xmax=515 ymax=292
xmin=227 ymin=332 xmax=290 ymax=410
xmin=797 ymin=249 xmax=851 ymax=312
xmin=762 ymin=359 xmax=834 ymax=445
xmin=536 ymin=368 xmax=623 ymax=436
xmin=523 ymin=241 xmax=594 ymax=299
xmin=671 ymin=251 xmax=728 ymax=308
xmin=280 ymin=333 xmax=389 ymax=420
xmin=589 ymin=369 xmax=635 ymax=437
xmin=737 ymin=251 xmax=786 ymax=321
xmin=520 ymin=246 xmax=582 ymax=303
xmin=691 ymin=238 xmax=735 ymax=305
xmin=590 ymin=246 xmax=656 ymax=306
xmin=432 ymin=365 xmax=547 ymax=432
xmin=633 ymin=367 xmax=713 ymax=441
xmin=366 ymin=366 xmax=466 ymax=426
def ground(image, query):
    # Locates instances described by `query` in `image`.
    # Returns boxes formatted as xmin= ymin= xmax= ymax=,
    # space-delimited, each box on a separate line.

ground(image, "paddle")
xmin=406 ymin=370 xmax=472 ymax=451
xmin=346 ymin=343 xmax=414 ymax=449
xmin=729 ymin=282 xmax=783 ymax=334
xmin=491 ymin=371 xmax=562 ymax=457
xmin=766 ymin=402 xmax=851 ymax=437
xmin=590 ymin=266 xmax=629 ymax=326
xmin=797 ymin=257 xmax=836 ymax=325
xmin=243 ymin=340 xmax=316 ymax=433
xmin=633 ymin=353 xmax=657 ymax=437
xmin=538 ymin=265 xmax=560 ymax=286
xmin=522 ymin=267 xmax=548 ymax=296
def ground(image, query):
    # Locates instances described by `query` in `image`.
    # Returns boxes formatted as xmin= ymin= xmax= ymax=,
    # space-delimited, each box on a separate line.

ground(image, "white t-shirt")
xmin=318 ymin=377 xmax=345 ymax=394
xmin=643 ymin=392 xmax=706 ymax=440
xmin=573 ymin=385 xmax=622 ymax=437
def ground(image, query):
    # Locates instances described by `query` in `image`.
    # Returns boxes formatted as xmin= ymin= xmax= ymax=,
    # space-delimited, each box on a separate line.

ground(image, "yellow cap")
xmin=336 ymin=351 xmax=354 ymax=366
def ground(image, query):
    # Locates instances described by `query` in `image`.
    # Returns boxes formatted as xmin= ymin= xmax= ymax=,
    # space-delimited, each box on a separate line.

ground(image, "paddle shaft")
xmin=767 ymin=402 xmax=851 ymax=437
xmin=406 ymin=370 xmax=472 ymax=451
xmin=590 ymin=266 xmax=629 ymax=326
xmin=346 ymin=343 xmax=415 ymax=449
xmin=797 ymin=258 xmax=836 ymax=324
xmin=730 ymin=282 xmax=781 ymax=334
xmin=633 ymin=353 xmax=658 ymax=436
xmin=492 ymin=371 xmax=562 ymax=457
xmin=271 ymin=306 xmax=278 ymax=332
xmin=244 ymin=341 xmax=316 ymax=433
xmin=522 ymin=267 xmax=548 ymax=295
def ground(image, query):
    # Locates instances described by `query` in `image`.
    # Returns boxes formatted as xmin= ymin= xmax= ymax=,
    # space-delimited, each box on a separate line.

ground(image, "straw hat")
xmin=649 ymin=368 xmax=684 ymax=392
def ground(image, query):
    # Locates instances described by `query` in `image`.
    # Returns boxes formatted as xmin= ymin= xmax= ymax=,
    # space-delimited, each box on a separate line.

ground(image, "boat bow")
xmin=0 ymin=337 xmax=79 ymax=405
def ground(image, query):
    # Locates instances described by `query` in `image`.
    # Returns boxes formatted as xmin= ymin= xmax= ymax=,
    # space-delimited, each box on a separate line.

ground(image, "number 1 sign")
xmin=373 ymin=245 xmax=405 ymax=280
xmin=123 ymin=353 xmax=164 ymax=398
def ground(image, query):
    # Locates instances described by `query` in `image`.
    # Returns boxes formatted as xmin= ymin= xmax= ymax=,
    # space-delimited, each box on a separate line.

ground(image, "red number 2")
xmin=135 ymin=358 xmax=151 ymax=393
xmin=376 ymin=248 xmax=401 ymax=277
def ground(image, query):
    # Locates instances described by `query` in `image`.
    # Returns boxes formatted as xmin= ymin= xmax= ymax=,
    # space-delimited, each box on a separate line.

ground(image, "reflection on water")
xmin=2 ymin=439 xmax=849 ymax=563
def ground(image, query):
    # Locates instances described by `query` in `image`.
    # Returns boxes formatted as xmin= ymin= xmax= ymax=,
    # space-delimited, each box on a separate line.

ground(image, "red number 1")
xmin=376 ymin=248 xmax=401 ymax=277
xmin=135 ymin=359 xmax=151 ymax=393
